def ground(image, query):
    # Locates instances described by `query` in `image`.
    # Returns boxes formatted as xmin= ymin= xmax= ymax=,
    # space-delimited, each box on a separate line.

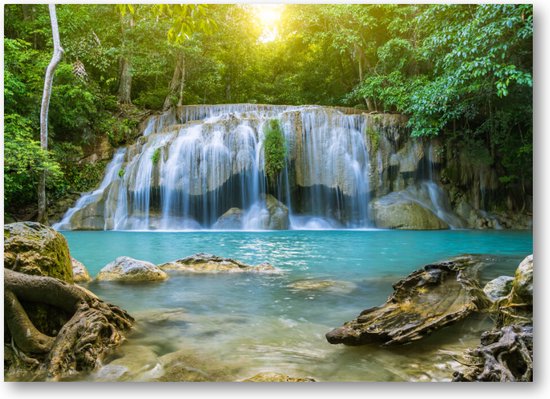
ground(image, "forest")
xmin=4 ymin=3 xmax=532 ymax=221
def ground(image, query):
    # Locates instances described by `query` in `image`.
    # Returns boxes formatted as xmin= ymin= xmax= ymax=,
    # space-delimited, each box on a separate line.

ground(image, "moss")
xmin=118 ymin=168 xmax=125 ymax=178
xmin=151 ymin=148 xmax=161 ymax=165
xmin=4 ymin=222 xmax=74 ymax=283
xmin=263 ymin=119 xmax=286 ymax=186
xmin=367 ymin=127 xmax=380 ymax=152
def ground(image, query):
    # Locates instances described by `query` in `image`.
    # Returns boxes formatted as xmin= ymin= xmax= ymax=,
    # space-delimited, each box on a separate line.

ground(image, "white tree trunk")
xmin=38 ymin=4 xmax=64 ymax=225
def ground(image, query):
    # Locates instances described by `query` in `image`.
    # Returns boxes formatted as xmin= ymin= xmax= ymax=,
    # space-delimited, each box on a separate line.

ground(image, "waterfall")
xmin=55 ymin=105 xmax=374 ymax=230
xmin=52 ymin=149 xmax=127 ymax=230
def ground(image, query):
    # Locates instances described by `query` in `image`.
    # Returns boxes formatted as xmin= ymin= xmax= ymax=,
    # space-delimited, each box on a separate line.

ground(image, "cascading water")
xmin=56 ymin=105 xmax=374 ymax=230
xmin=53 ymin=149 xmax=127 ymax=230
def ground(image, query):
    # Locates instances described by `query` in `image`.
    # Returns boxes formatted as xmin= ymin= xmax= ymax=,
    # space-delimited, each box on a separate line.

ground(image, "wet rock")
xmin=4 ymin=222 xmax=73 ymax=283
xmin=288 ymin=279 xmax=356 ymax=294
xmin=326 ymin=255 xmax=486 ymax=346
xmin=154 ymin=349 xmax=232 ymax=382
xmin=497 ymin=254 xmax=533 ymax=326
xmin=508 ymin=255 xmax=533 ymax=306
xmin=97 ymin=256 xmax=168 ymax=282
xmin=212 ymin=207 xmax=243 ymax=229
xmin=159 ymin=253 xmax=281 ymax=274
xmin=371 ymin=194 xmax=448 ymax=230
xmin=483 ymin=276 xmax=514 ymax=302
xmin=71 ymin=257 xmax=92 ymax=283
xmin=241 ymin=372 xmax=316 ymax=382
xmin=94 ymin=345 xmax=160 ymax=382
xmin=264 ymin=194 xmax=289 ymax=230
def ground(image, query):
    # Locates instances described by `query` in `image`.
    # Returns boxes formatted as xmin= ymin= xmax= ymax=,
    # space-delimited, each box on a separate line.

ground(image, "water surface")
xmin=62 ymin=230 xmax=532 ymax=382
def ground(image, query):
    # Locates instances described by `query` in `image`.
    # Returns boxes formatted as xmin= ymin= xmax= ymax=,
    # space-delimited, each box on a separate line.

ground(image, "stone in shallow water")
xmin=287 ymin=279 xmax=356 ymax=294
xmin=212 ymin=207 xmax=243 ymax=229
xmin=71 ymin=257 xmax=92 ymax=283
xmin=158 ymin=253 xmax=281 ymax=274
xmin=241 ymin=372 xmax=316 ymax=382
xmin=326 ymin=255 xmax=485 ymax=346
xmin=371 ymin=195 xmax=449 ymax=230
xmin=97 ymin=256 xmax=168 ymax=282
xmin=483 ymin=276 xmax=514 ymax=302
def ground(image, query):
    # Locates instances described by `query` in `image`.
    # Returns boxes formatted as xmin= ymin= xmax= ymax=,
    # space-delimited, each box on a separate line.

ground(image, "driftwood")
xmin=4 ymin=268 xmax=134 ymax=381
xmin=326 ymin=255 xmax=489 ymax=346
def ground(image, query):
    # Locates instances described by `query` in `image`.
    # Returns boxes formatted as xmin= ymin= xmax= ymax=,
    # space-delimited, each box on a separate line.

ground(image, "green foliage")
xmin=118 ymin=168 xmax=125 ymax=178
xmin=263 ymin=119 xmax=286 ymax=185
xmin=366 ymin=127 xmax=380 ymax=152
xmin=4 ymin=114 xmax=63 ymax=206
xmin=151 ymin=148 xmax=161 ymax=165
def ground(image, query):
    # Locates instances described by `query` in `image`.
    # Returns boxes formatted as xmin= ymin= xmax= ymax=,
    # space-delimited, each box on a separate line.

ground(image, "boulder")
xmin=508 ymin=254 xmax=533 ymax=306
xmin=72 ymin=257 xmax=92 ymax=283
xmin=4 ymin=222 xmax=73 ymax=283
xmin=326 ymin=255 xmax=486 ymax=346
xmin=97 ymin=256 xmax=168 ymax=282
xmin=264 ymin=194 xmax=289 ymax=230
xmin=159 ymin=253 xmax=280 ymax=274
xmin=483 ymin=276 xmax=514 ymax=302
xmin=372 ymin=195 xmax=448 ymax=230
xmin=212 ymin=207 xmax=243 ymax=229
xmin=241 ymin=372 xmax=316 ymax=382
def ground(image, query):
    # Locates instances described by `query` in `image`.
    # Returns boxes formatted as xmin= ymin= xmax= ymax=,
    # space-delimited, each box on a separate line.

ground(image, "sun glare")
xmin=252 ymin=4 xmax=285 ymax=43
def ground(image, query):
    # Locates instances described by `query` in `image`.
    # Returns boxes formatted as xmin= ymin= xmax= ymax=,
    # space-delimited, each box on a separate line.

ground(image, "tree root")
xmin=4 ymin=268 xmax=134 ymax=381
xmin=453 ymin=325 xmax=533 ymax=382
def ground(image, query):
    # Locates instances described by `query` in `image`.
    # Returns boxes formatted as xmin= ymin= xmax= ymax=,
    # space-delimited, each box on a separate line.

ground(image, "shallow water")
xmin=62 ymin=230 xmax=532 ymax=382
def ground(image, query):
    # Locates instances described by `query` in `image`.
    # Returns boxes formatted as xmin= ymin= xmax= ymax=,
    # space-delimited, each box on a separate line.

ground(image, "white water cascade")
xmin=57 ymin=105 xmax=375 ymax=230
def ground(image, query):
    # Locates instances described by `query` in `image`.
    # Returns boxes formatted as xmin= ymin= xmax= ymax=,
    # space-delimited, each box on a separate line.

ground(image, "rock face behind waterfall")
xmin=325 ymin=255 xmax=485 ymax=346
xmin=54 ymin=104 xmax=532 ymax=231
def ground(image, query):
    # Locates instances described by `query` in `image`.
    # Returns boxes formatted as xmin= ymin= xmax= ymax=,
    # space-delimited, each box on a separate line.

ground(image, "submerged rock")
xmin=97 ymin=256 xmax=168 ymax=282
xmin=483 ymin=276 xmax=514 ymax=302
xmin=71 ymin=257 xmax=92 ymax=283
xmin=326 ymin=255 xmax=486 ymax=346
xmin=212 ymin=207 xmax=243 ymax=229
xmin=4 ymin=222 xmax=73 ymax=283
xmin=287 ymin=279 xmax=356 ymax=294
xmin=241 ymin=372 xmax=316 ymax=382
xmin=159 ymin=253 xmax=281 ymax=274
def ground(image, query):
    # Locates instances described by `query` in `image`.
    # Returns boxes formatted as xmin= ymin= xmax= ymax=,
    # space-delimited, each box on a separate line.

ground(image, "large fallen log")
xmin=326 ymin=255 xmax=489 ymax=346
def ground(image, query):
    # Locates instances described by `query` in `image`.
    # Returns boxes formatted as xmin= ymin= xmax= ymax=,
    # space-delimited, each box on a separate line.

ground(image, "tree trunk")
xmin=177 ymin=55 xmax=186 ymax=107
xmin=4 ymin=268 xmax=134 ymax=381
xmin=118 ymin=56 xmax=132 ymax=104
xmin=117 ymin=13 xmax=134 ymax=104
xmin=38 ymin=4 xmax=63 ymax=225
xmin=162 ymin=51 xmax=185 ymax=111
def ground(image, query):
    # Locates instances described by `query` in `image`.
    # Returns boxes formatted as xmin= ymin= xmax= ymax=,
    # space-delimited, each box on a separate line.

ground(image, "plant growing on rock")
xmin=263 ymin=119 xmax=286 ymax=187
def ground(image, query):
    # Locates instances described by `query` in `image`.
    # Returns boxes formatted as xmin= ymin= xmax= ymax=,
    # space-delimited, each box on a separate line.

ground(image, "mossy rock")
xmin=4 ymin=222 xmax=73 ymax=283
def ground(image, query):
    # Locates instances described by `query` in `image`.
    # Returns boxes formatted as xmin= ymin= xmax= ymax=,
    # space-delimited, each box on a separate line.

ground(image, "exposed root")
xmin=453 ymin=325 xmax=533 ymax=382
xmin=4 ymin=268 xmax=134 ymax=381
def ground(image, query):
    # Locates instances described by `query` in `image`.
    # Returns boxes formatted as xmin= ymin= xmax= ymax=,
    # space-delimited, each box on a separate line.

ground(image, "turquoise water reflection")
xmin=61 ymin=230 xmax=532 ymax=381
